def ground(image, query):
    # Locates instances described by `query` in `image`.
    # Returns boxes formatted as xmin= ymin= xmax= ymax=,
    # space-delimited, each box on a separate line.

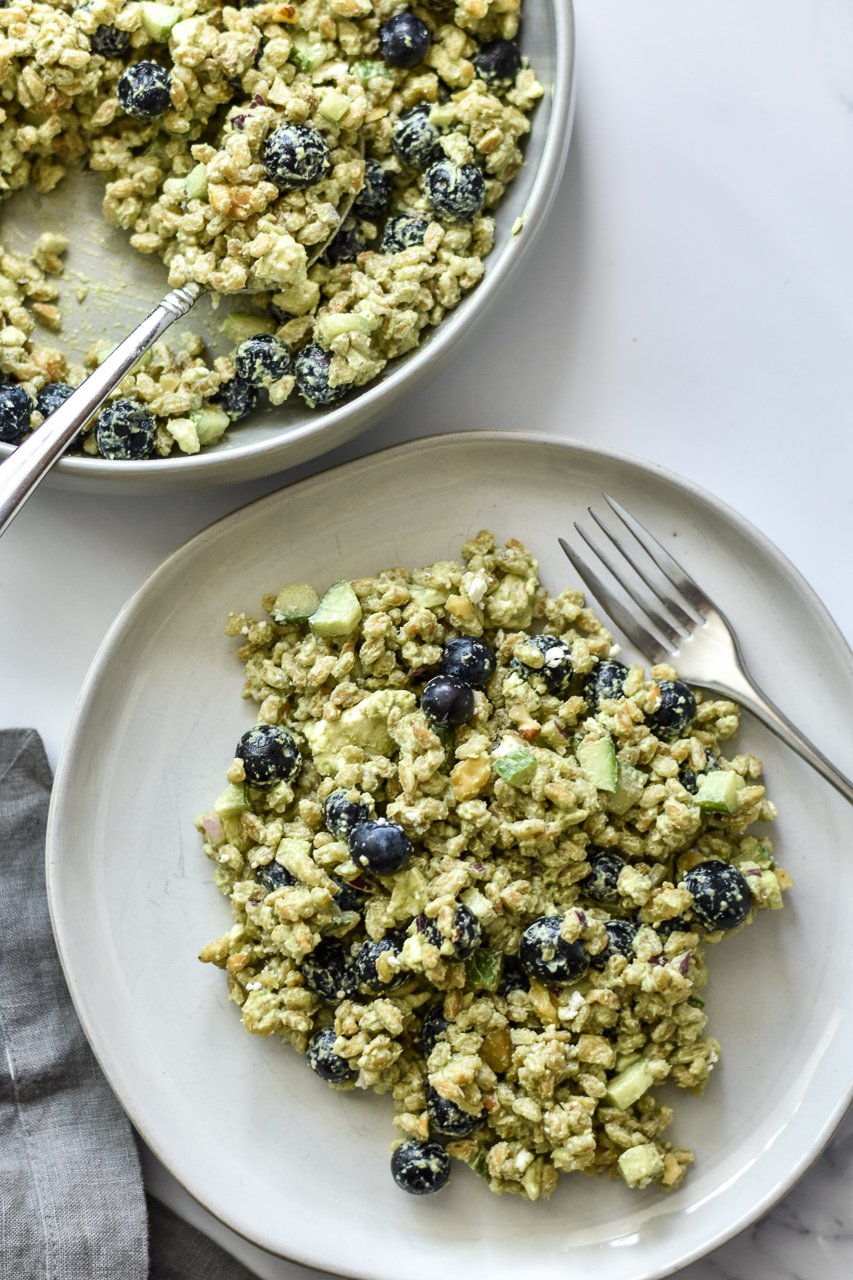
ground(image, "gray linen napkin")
xmin=0 ymin=728 xmax=256 ymax=1280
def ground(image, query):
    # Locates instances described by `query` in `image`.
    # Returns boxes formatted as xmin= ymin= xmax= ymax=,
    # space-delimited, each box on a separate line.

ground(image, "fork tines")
xmin=558 ymin=494 xmax=712 ymax=664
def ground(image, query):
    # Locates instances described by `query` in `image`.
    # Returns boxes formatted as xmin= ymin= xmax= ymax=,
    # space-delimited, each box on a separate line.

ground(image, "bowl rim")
xmin=0 ymin=2 xmax=576 ymax=487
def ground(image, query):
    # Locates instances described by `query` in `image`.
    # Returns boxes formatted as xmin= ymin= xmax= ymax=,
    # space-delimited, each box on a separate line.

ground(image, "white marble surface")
xmin=1 ymin=0 xmax=851 ymax=1275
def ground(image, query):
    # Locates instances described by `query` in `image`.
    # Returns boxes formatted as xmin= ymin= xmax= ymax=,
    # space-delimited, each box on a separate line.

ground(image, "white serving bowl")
xmin=0 ymin=4 xmax=575 ymax=493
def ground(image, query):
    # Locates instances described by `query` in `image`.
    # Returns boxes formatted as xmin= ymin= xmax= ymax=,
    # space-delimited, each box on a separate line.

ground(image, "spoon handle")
xmin=0 ymin=282 xmax=202 ymax=537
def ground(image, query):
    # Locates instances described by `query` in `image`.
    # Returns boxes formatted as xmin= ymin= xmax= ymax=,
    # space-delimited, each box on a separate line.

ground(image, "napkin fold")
xmin=0 ymin=729 xmax=255 ymax=1280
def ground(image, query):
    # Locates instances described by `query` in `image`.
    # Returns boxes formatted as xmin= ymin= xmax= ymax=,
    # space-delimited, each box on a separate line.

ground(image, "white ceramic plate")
xmin=48 ymin=432 xmax=853 ymax=1280
xmin=0 ymin=6 xmax=574 ymax=493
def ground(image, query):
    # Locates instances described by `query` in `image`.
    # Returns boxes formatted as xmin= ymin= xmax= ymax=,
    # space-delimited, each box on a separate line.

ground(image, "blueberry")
xmin=331 ymin=875 xmax=370 ymax=913
xmin=655 ymin=915 xmax=691 ymax=940
xmin=267 ymin=301 xmax=292 ymax=325
xmin=234 ymin=334 xmax=292 ymax=388
xmin=323 ymin=789 xmax=370 ymax=840
xmin=420 ymin=1004 xmax=448 ymax=1057
xmin=95 ymin=398 xmax=156 ymax=459
xmin=294 ymin=344 xmax=349 ymax=408
xmin=236 ymin=723 xmax=301 ymax=787
xmin=263 ymin=123 xmax=330 ymax=190
xmin=441 ymin=637 xmax=496 ymax=688
xmin=580 ymin=851 xmax=626 ymax=905
xmin=682 ymin=861 xmax=752 ymax=932
xmin=350 ymin=819 xmax=412 ymax=875
xmin=217 ymin=375 xmax=258 ymax=421
xmin=321 ymin=215 xmax=365 ymax=266
xmin=379 ymin=213 xmax=429 ymax=253
xmin=301 ymin=938 xmax=357 ymax=1002
xmin=257 ymin=861 xmax=295 ymax=892
xmin=379 ymin=13 xmax=431 ymax=69
xmin=519 ymin=915 xmax=589 ymax=984
xmin=117 ymin=62 xmax=172 ymax=120
xmin=497 ymin=953 xmax=528 ymax=996
xmin=510 ymin=634 xmax=574 ymax=696
xmin=36 ymin=381 xmax=74 ymax=418
xmin=391 ymin=1139 xmax=450 ymax=1195
xmin=90 ymin=24 xmax=131 ymax=57
xmin=352 ymin=159 xmax=392 ymax=217
xmin=426 ymin=1086 xmax=482 ymax=1136
xmin=306 ymin=1027 xmax=356 ymax=1084
xmin=583 ymin=659 xmax=629 ymax=710
xmin=421 ymin=675 xmax=474 ymax=728
xmin=473 ymin=39 xmax=521 ymax=88
xmin=646 ymin=680 xmax=697 ymax=742
xmin=680 ymin=756 xmax=720 ymax=794
xmin=424 ymin=904 xmax=481 ymax=960
xmin=423 ymin=160 xmax=486 ymax=220
xmin=392 ymin=106 xmax=442 ymax=169
xmin=0 ymin=384 xmax=34 ymax=444
xmin=590 ymin=919 xmax=638 ymax=970
xmin=352 ymin=933 xmax=408 ymax=994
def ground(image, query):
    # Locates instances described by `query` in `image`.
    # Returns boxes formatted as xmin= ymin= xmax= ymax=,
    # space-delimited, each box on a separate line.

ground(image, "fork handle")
xmin=0 ymin=282 xmax=202 ymax=538
xmin=706 ymin=667 xmax=853 ymax=805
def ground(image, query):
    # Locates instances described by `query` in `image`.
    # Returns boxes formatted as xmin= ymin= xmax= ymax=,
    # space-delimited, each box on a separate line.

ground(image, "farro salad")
xmin=0 ymin=0 xmax=541 ymax=458
xmin=197 ymin=532 xmax=789 ymax=1200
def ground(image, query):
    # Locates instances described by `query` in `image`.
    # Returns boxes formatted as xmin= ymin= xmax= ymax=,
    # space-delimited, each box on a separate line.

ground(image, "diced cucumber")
xmin=141 ymin=2 xmax=181 ymax=40
xmin=576 ymin=735 xmax=618 ymax=792
xmin=459 ymin=886 xmax=494 ymax=922
xmin=484 ymin=573 xmax=534 ymax=628
xmin=171 ymin=17 xmax=203 ymax=43
xmin=618 ymin=1144 xmax=664 ymax=1188
xmin=694 ymin=769 xmax=745 ymax=814
xmin=318 ymin=89 xmax=350 ymax=122
xmin=90 ymin=340 xmax=115 ymax=366
xmin=318 ymin=313 xmax=371 ymax=344
xmin=309 ymin=580 xmax=362 ymax=638
xmin=468 ymin=1150 xmax=491 ymax=1182
xmin=605 ymin=1057 xmax=655 ymax=1110
xmin=351 ymin=59 xmax=392 ymax=82
xmin=166 ymin=416 xmax=200 ymax=454
xmin=538 ymin=719 xmax=569 ymax=751
xmin=271 ymin=583 xmax=320 ymax=624
xmin=219 ymin=310 xmax=276 ymax=344
xmin=428 ymin=103 xmax=456 ymax=128
xmin=606 ymin=761 xmax=646 ymax=815
xmin=190 ymin=406 xmax=230 ymax=446
xmin=466 ymin=947 xmax=503 ymax=992
xmin=291 ymin=38 xmax=326 ymax=72
xmin=408 ymin=582 xmax=447 ymax=610
xmin=214 ymin=782 xmax=247 ymax=818
xmin=492 ymin=746 xmax=537 ymax=786
xmin=184 ymin=162 xmax=208 ymax=201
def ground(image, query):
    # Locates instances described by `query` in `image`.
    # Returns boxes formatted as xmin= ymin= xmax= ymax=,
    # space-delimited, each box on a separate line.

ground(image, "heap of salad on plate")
xmin=197 ymin=531 xmax=789 ymax=1199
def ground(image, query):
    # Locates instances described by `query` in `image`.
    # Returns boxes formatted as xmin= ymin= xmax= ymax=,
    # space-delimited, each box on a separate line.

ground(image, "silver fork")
xmin=559 ymin=494 xmax=853 ymax=804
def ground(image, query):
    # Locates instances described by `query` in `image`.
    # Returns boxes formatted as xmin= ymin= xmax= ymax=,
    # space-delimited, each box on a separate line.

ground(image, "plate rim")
xmin=0 ymin=3 xmax=576 ymax=491
xmin=46 ymin=428 xmax=853 ymax=1279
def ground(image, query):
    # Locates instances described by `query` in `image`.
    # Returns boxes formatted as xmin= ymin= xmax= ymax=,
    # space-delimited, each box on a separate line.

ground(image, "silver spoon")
xmin=0 ymin=176 xmax=361 ymax=536
xmin=0 ymin=280 xmax=203 ymax=533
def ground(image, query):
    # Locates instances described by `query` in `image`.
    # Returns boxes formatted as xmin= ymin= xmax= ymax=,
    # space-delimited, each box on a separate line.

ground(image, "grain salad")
xmin=0 ymin=1 xmax=542 ymax=458
xmin=196 ymin=532 xmax=790 ymax=1200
